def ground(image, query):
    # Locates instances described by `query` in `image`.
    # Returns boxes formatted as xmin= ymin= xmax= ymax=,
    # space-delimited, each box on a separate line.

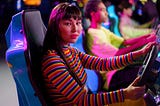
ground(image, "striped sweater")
xmin=41 ymin=45 xmax=135 ymax=106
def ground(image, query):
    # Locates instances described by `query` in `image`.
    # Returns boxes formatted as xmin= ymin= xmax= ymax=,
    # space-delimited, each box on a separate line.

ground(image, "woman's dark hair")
xmin=43 ymin=2 xmax=82 ymax=53
xmin=84 ymin=0 xmax=102 ymax=20
xmin=116 ymin=0 xmax=132 ymax=15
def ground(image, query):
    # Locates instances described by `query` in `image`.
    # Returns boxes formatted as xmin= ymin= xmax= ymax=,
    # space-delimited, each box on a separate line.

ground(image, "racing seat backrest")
xmin=5 ymin=9 xmax=47 ymax=106
xmin=22 ymin=9 xmax=48 ymax=105
xmin=107 ymin=5 xmax=122 ymax=37
xmin=5 ymin=9 xmax=103 ymax=106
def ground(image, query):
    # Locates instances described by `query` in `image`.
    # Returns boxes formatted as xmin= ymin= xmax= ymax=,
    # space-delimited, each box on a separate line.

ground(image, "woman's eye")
xmin=76 ymin=21 xmax=82 ymax=25
xmin=64 ymin=22 xmax=71 ymax=26
xmin=77 ymin=21 xmax=82 ymax=25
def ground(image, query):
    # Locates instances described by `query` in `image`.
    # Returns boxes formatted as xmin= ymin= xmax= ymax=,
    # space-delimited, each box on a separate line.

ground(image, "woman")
xmin=42 ymin=2 xmax=155 ymax=105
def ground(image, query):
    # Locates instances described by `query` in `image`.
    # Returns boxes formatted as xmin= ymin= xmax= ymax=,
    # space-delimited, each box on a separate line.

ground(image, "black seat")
xmin=22 ymin=9 xmax=48 ymax=105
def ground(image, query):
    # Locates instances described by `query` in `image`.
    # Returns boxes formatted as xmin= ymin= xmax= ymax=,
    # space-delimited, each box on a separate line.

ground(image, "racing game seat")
xmin=107 ymin=5 xmax=122 ymax=37
xmin=5 ymin=9 xmax=47 ymax=106
xmin=5 ymin=9 xmax=101 ymax=106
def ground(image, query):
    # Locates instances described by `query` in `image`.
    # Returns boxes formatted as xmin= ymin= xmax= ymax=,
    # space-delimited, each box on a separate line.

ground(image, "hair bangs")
xmin=62 ymin=4 xmax=82 ymax=20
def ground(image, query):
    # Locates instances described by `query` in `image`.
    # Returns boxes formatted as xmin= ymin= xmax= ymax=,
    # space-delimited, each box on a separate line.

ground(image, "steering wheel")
xmin=137 ymin=45 xmax=159 ymax=94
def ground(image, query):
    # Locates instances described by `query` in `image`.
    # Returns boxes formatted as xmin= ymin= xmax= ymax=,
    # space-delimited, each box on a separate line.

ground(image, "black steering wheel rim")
xmin=137 ymin=45 xmax=159 ymax=86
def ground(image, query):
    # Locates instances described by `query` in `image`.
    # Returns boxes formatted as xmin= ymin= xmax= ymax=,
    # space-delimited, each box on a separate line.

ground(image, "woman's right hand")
xmin=132 ymin=41 xmax=156 ymax=60
xmin=140 ymin=41 xmax=156 ymax=55
xmin=123 ymin=76 xmax=146 ymax=100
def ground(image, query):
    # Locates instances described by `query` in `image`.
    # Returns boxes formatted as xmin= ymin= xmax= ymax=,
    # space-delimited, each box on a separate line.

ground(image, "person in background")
xmin=84 ymin=0 xmax=155 ymax=58
xmin=117 ymin=0 xmax=154 ymax=39
xmin=41 ymin=2 xmax=155 ymax=105
xmin=83 ymin=0 xmax=156 ymax=93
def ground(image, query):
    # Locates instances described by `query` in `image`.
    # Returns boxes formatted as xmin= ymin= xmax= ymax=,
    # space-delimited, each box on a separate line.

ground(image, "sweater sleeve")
xmin=41 ymin=52 xmax=125 ymax=105
xmin=78 ymin=50 xmax=134 ymax=71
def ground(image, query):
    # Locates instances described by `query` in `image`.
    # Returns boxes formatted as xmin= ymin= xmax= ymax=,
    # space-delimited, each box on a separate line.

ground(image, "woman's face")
xmin=59 ymin=17 xmax=82 ymax=45
xmin=124 ymin=7 xmax=133 ymax=17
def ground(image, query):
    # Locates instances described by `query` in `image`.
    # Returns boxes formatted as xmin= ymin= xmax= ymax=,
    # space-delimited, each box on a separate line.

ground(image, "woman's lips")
xmin=71 ymin=34 xmax=79 ymax=39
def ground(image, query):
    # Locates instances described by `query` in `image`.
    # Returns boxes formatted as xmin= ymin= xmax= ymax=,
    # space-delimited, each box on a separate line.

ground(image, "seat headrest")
xmin=23 ymin=10 xmax=46 ymax=47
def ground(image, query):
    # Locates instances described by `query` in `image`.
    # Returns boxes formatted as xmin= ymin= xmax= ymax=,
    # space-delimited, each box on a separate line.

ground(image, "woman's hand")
xmin=123 ymin=77 xmax=145 ymax=100
xmin=140 ymin=41 xmax=156 ymax=55
xmin=132 ymin=41 xmax=156 ymax=60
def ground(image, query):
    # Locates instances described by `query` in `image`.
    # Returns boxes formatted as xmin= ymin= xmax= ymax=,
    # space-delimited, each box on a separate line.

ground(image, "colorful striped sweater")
xmin=41 ymin=45 xmax=135 ymax=106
